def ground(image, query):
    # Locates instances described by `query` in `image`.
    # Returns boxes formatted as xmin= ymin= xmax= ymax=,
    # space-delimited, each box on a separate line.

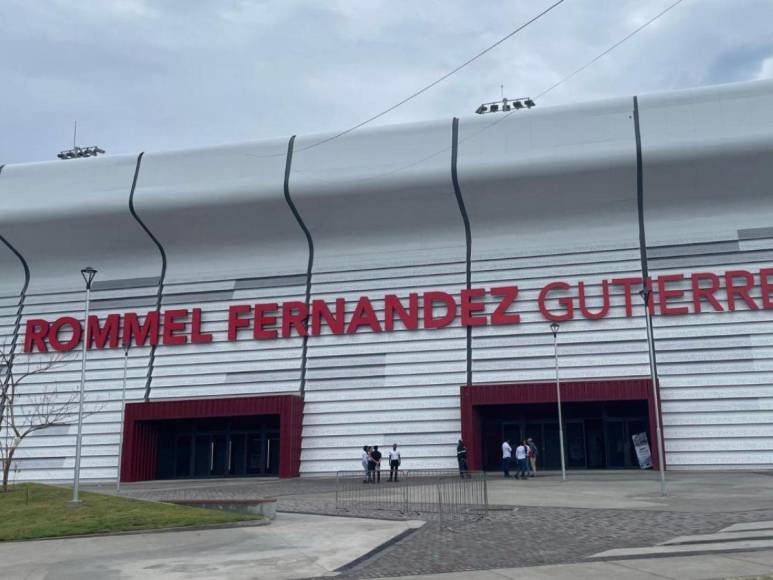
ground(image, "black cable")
xmin=429 ymin=0 xmax=688 ymax=157
xmin=536 ymin=0 xmax=686 ymax=99
xmin=244 ymin=0 xmax=566 ymax=159
xmin=297 ymin=0 xmax=566 ymax=153
xmin=247 ymin=0 xmax=683 ymax=169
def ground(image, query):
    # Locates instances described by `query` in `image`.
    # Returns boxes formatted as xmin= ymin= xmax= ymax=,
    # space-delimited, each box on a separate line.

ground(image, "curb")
xmin=335 ymin=525 xmax=422 ymax=573
xmin=0 ymin=517 xmax=269 ymax=543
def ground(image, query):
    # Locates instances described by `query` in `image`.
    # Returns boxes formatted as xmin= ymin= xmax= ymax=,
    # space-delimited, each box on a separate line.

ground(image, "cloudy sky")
xmin=1 ymin=0 xmax=772 ymax=165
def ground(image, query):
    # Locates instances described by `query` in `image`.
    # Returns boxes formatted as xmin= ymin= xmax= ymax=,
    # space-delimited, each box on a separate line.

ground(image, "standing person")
xmin=527 ymin=437 xmax=538 ymax=478
xmin=456 ymin=439 xmax=469 ymax=478
xmin=515 ymin=440 xmax=529 ymax=480
xmin=361 ymin=445 xmax=370 ymax=483
xmin=388 ymin=443 xmax=401 ymax=482
xmin=501 ymin=439 xmax=512 ymax=478
xmin=372 ymin=445 xmax=383 ymax=483
xmin=366 ymin=446 xmax=377 ymax=483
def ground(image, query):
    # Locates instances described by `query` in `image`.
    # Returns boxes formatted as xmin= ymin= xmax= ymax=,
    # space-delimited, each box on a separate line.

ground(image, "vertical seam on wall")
xmin=633 ymin=97 xmax=661 ymax=374
xmin=0 ymin=165 xmax=31 ymax=391
xmin=127 ymin=152 xmax=166 ymax=402
xmin=452 ymin=118 xmax=473 ymax=387
xmin=283 ymin=136 xmax=314 ymax=397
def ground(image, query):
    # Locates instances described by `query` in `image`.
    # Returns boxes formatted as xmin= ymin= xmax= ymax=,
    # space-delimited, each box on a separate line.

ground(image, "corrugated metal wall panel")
xmin=640 ymin=81 xmax=773 ymax=468
xmin=300 ymin=265 xmax=468 ymax=473
xmin=2 ymin=79 xmax=773 ymax=481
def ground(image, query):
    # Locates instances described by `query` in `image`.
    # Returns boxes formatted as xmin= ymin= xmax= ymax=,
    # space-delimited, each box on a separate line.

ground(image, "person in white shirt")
xmin=501 ymin=440 xmax=512 ymax=478
xmin=361 ymin=446 xmax=370 ymax=483
xmin=514 ymin=441 xmax=529 ymax=480
xmin=388 ymin=443 xmax=401 ymax=482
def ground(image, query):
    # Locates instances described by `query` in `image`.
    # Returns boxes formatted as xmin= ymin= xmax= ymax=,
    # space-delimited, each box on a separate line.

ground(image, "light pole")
xmin=71 ymin=266 xmax=97 ymax=505
xmin=550 ymin=322 xmax=567 ymax=482
xmin=640 ymin=288 xmax=666 ymax=496
xmin=116 ymin=345 xmax=129 ymax=494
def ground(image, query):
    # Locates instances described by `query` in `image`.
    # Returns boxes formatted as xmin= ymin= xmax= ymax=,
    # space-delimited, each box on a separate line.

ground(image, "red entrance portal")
xmin=120 ymin=394 xmax=303 ymax=481
xmin=460 ymin=379 xmax=663 ymax=470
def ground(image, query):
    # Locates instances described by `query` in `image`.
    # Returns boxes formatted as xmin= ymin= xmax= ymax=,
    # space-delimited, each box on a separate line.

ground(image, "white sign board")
xmin=632 ymin=432 xmax=653 ymax=469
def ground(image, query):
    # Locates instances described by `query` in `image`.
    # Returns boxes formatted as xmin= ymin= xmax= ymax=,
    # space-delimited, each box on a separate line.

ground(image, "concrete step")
xmin=720 ymin=520 xmax=773 ymax=533
xmin=589 ymin=538 xmax=773 ymax=559
xmin=660 ymin=529 xmax=773 ymax=545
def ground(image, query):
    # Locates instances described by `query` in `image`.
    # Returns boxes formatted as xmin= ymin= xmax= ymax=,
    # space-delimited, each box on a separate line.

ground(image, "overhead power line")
xmin=289 ymin=0 xmax=688 ymax=185
xmin=445 ymin=0 xmax=688 ymax=153
xmin=249 ymin=0 xmax=682 ymax=168
xmin=536 ymin=0 xmax=686 ymax=99
xmin=296 ymin=0 xmax=566 ymax=153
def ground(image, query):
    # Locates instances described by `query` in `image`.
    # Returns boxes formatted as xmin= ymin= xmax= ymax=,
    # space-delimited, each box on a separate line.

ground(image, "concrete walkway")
xmin=74 ymin=471 xmax=773 ymax=578
xmin=100 ymin=470 xmax=773 ymax=514
xmin=0 ymin=513 xmax=422 ymax=580
xmin=368 ymin=550 xmax=773 ymax=579
xmin=484 ymin=470 xmax=773 ymax=512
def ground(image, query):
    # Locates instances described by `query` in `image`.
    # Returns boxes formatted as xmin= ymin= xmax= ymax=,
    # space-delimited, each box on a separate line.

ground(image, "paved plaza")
xmin=75 ymin=471 xmax=773 ymax=578
xmin=0 ymin=513 xmax=421 ymax=580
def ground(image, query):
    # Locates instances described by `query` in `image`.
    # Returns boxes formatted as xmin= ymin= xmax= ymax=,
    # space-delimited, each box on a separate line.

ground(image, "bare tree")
xmin=0 ymin=347 xmax=76 ymax=492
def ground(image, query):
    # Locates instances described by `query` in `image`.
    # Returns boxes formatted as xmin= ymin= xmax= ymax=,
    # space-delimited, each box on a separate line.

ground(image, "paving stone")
xmin=95 ymin=478 xmax=773 ymax=580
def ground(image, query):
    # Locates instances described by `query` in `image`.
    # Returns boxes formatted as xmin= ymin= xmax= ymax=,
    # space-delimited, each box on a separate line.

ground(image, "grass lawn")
xmin=0 ymin=483 xmax=260 ymax=541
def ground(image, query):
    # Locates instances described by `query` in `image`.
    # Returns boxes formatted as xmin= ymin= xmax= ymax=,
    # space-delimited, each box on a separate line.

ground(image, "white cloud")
xmin=1 ymin=0 xmax=772 ymax=164
xmin=110 ymin=0 xmax=159 ymax=20
xmin=758 ymin=56 xmax=773 ymax=80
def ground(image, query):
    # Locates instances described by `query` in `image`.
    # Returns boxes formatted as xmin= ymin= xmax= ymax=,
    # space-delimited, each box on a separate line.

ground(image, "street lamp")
xmin=550 ymin=322 xmax=567 ymax=482
xmin=71 ymin=267 xmax=97 ymax=505
xmin=640 ymin=287 xmax=667 ymax=496
xmin=116 ymin=345 xmax=129 ymax=494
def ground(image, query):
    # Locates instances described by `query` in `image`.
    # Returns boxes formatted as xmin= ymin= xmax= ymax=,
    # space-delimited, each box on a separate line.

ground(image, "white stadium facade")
xmin=2 ymin=78 xmax=773 ymax=483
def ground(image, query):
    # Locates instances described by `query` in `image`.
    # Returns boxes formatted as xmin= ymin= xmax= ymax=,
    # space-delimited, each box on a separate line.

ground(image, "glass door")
xmin=194 ymin=434 xmax=211 ymax=477
xmin=175 ymin=435 xmax=193 ymax=477
xmin=605 ymin=420 xmax=626 ymax=468
xmin=565 ymin=420 xmax=587 ymax=468
xmin=230 ymin=433 xmax=246 ymax=476
xmin=266 ymin=432 xmax=280 ymax=475
xmin=211 ymin=434 xmax=228 ymax=476
xmin=501 ymin=421 xmax=522 ymax=444
xmin=585 ymin=419 xmax=605 ymax=469
xmin=246 ymin=434 xmax=264 ymax=475
xmin=542 ymin=422 xmax=561 ymax=470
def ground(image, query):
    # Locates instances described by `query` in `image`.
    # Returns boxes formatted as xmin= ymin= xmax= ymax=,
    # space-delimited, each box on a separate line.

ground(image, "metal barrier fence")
xmin=335 ymin=469 xmax=488 ymax=519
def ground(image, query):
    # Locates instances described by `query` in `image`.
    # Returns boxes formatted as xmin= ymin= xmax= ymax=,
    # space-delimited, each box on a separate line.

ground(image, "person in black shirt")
xmin=366 ymin=446 xmax=376 ymax=483
xmin=457 ymin=439 xmax=469 ymax=478
xmin=371 ymin=445 xmax=382 ymax=483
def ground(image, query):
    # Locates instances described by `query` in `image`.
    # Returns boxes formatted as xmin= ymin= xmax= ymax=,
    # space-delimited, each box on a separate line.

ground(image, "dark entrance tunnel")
xmin=156 ymin=415 xmax=281 ymax=479
xmin=121 ymin=395 xmax=303 ymax=481
xmin=460 ymin=379 xmax=663 ymax=471
xmin=478 ymin=400 xmax=650 ymax=470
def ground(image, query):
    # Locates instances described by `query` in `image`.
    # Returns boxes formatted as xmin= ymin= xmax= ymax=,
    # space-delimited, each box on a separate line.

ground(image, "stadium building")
xmin=2 ymin=78 xmax=773 ymax=482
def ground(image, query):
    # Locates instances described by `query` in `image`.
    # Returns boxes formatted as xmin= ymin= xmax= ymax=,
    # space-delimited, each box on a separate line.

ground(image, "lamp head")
xmin=81 ymin=267 xmax=97 ymax=289
xmin=550 ymin=322 xmax=560 ymax=336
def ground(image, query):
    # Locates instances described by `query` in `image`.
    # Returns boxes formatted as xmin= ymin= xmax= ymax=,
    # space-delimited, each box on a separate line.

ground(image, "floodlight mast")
xmin=476 ymin=97 xmax=535 ymax=115
xmin=57 ymin=146 xmax=106 ymax=160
